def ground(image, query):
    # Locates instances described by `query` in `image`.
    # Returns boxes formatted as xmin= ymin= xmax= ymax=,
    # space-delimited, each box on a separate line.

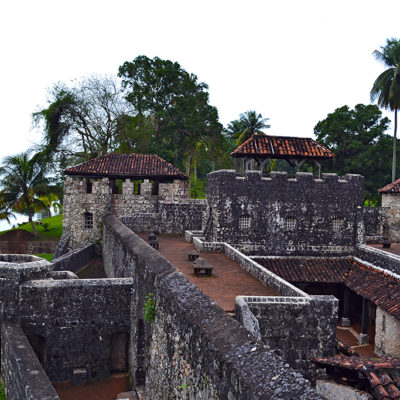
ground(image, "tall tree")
xmin=371 ymin=38 xmax=400 ymax=182
xmin=118 ymin=56 xmax=223 ymax=175
xmin=314 ymin=104 xmax=392 ymax=203
xmin=226 ymin=110 xmax=270 ymax=145
xmin=33 ymin=75 xmax=131 ymax=161
xmin=0 ymin=152 xmax=54 ymax=236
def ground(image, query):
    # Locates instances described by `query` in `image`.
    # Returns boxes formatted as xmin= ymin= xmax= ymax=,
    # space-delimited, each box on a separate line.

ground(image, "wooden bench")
xmin=188 ymin=250 xmax=199 ymax=261
xmin=149 ymin=238 xmax=159 ymax=249
xmin=192 ymin=258 xmax=213 ymax=276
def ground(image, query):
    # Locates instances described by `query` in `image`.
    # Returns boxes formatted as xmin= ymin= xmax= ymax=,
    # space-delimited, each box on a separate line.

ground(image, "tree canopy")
xmin=314 ymin=104 xmax=392 ymax=203
xmin=225 ymin=110 xmax=270 ymax=145
xmin=371 ymin=38 xmax=400 ymax=182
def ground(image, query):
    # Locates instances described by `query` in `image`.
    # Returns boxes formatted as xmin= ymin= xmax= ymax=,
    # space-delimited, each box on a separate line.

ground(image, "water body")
xmin=0 ymin=210 xmax=60 ymax=232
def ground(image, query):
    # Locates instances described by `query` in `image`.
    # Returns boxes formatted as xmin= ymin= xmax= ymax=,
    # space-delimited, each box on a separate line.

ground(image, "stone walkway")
xmin=139 ymin=234 xmax=279 ymax=313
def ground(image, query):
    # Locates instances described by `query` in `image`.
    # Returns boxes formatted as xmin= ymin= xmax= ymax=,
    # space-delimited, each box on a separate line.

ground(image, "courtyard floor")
xmin=138 ymin=233 xmax=279 ymax=313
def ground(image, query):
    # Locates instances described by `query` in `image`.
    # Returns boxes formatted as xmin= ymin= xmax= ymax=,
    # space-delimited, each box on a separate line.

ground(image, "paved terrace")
xmin=368 ymin=242 xmax=400 ymax=257
xmin=138 ymin=234 xmax=279 ymax=312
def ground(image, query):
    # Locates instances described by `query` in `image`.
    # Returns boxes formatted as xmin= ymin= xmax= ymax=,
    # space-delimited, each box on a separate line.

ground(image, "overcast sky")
xmin=0 ymin=0 xmax=399 ymax=163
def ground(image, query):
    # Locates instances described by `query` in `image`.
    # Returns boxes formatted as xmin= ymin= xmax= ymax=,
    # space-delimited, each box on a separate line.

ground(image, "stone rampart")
xmin=356 ymin=244 xmax=400 ymax=275
xmin=236 ymin=295 xmax=338 ymax=380
xmin=51 ymin=243 xmax=97 ymax=273
xmin=18 ymin=278 xmax=132 ymax=382
xmin=363 ymin=207 xmax=384 ymax=236
xmin=205 ymin=170 xmax=364 ymax=256
xmin=1 ymin=323 xmax=60 ymax=400
xmin=103 ymin=215 xmax=325 ymax=399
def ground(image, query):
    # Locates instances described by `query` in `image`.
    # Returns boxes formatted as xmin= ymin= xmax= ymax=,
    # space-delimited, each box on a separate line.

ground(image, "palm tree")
xmin=226 ymin=111 xmax=271 ymax=145
xmin=371 ymin=38 xmax=400 ymax=182
xmin=0 ymin=152 xmax=51 ymax=236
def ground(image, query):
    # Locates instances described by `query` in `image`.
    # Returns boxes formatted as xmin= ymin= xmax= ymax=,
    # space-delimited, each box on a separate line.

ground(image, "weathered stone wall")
xmin=18 ymin=278 xmax=132 ymax=382
xmin=363 ymin=207 xmax=383 ymax=236
xmin=205 ymin=170 xmax=364 ymax=256
xmin=316 ymin=380 xmax=373 ymax=400
xmin=236 ymin=295 xmax=338 ymax=380
xmin=63 ymin=176 xmax=112 ymax=250
xmin=375 ymin=306 xmax=400 ymax=356
xmin=356 ymin=245 xmax=400 ymax=275
xmin=103 ymin=215 xmax=325 ymax=399
xmin=121 ymin=200 xmax=206 ymax=233
xmin=63 ymin=175 xmax=200 ymax=249
xmin=382 ymin=193 xmax=400 ymax=242
xmin=51 ymin=243 xmax=97 ymax=273
xmin=1 ymin=323 xmax=60 ymax=400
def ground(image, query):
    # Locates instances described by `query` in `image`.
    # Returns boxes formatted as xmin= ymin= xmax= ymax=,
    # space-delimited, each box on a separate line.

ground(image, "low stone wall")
xmin=236 ymin=296 xmax=338 ymax=381
xmin=121 ymin=200 xmax=206 ymax=234
xmin=1 ymin=323 xmax=60 ymax=400
xmin=103 ymin=215 xmax=325 ymax=399
xmin=375 ymin=306 xmax=400 ymax=357
xmin=356 ymin=244 xmax=400 ymax=275
xmin=19 ymin=278 xmax=132 ymax=382
xmin=51 ymin=243 xmax=97 ymax=273
xmin=363 ymin=207 xmax=383 ymax=236
xmin=316 ymin=380 xmax=373 ymax=400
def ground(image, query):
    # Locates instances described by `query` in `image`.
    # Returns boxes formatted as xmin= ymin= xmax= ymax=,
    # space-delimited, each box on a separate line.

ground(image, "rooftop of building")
xmin=231 ymin=134 xmax=334 ymax=160
xmin=253 ymin=256 xmax=400 ymax=319
xmin=378 ymin=178 xmax=400 ymax=194
xmin=64 ymin=153 xmax=188 ymax=181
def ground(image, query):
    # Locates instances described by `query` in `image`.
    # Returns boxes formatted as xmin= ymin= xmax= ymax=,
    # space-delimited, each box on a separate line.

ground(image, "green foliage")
xmin=189 ymin=175 xmax=206 ymax=198
xmin=225 ymin=110 xmax=270 ymax=145
xmin=0 ymin=381 xmax=6 ymax=400
xmin=34 ymin=253 xmax=54 ymax=261
xmin=42 ymin=223 xmax=50 ymax=232
xmin=371 ymin=38 xmax=400 ymax=182
xmin=118 ymin=55 xmax=226 ymax=177
xmin=0 ymin=152 xmax=57 ymax=237
xmin=0 ymin=214 xmax=63 ymax=240
xmin=143 ymin=293 xmax=156 ymax=324
xmin=314 ymin=104 xmax=392 ymax=203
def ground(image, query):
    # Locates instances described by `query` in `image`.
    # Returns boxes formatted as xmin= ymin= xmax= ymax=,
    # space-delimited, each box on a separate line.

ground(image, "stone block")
xmin=72 ymin=368 xmax=87 ymax=386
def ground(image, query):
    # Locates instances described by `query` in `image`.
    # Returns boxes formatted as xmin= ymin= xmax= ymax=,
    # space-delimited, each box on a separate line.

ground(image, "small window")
xmin=284 ymin=217 xmax=296 ymax=230
xmin=239 ymin=215 xmax=251 ymax=229
xmin=86 ymin=179 xmax=92 ymax=194
xmin=332 ymin=218 xmax=343 ymax=233
xmin=151 ymin=181 xmax=159 ymax=195
xmin=84 ymin=212 xmax=93 ymax=229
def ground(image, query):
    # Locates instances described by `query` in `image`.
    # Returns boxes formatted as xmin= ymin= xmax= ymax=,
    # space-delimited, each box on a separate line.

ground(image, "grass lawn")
xmin=0 ymin=214 xmax=63 ymax=240
xmin=34 ymin=253 xmax=54 ymax=261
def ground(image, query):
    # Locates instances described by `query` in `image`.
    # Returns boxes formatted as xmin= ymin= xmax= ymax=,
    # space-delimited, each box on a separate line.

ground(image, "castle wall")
xmin=381 ymin=193 xmax=400 ymax=242
xmin=205 ymin=170 xmax=364 ymax=256
xmin=236 ymin=295 xmax=338 ymax=381
xmin=363 ymin=207 xmax=384 ymax=236
xmin=356 ymin=244 xmax=400 ymax=275
xmin=62 ymin=176 xmax=199 ymax=250
xmin=102 ymin=215 xmax=325 ymax=399
xmin=18 ymin=278 xmax=132 ymax=382
xmin=375 ymin=306 xmax=400 ymax=356
xmin=1 ymin=323 xmax=60 ymax=400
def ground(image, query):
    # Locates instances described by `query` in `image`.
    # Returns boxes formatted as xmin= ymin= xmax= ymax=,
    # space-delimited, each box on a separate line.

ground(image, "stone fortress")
xmin=2 ymin=135 xmax=400 ymax=399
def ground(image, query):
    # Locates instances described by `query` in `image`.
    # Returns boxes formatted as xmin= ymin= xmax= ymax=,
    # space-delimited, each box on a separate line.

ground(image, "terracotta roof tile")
xmin=379 ymin=178 xmax=400 ymax=194
xmin=254 ymin=257 xmax=400 ymax=319
xmin=313 ymin=356 xmax=400 ymax=400
xmin=253 ymin=257 xmax=350 ymax=283
xmin=231 ymin=134 xmax=334 ymax=159
xmin=64 ymin=153 xmax=187 ymax=180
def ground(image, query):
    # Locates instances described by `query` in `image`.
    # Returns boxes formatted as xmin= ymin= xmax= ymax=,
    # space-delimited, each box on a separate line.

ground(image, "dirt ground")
xmin=53 ymin=374 xmax=132 ymax=400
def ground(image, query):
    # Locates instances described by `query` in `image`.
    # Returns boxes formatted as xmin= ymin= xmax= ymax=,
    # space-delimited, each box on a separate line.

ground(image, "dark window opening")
xmin=86 ymin=179 xmax=92 ymax=193
xmin=84 ymin=212 xmax=93 ymax=229
xmin=135 ymin=319 xmax=146 ymax=384
xmin=27 ymin=334 xmax=47 ymax=370
xmin=110 ymin=332 xmax=129 ymax=373
xmin=133 ymin=180 xmax=142 ymax=195
xmin=151 ymin=181 xmax=159 ymax=195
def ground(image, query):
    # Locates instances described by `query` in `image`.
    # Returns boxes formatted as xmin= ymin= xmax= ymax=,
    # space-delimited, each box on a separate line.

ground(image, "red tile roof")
xmin=379 ymin=178 xmax=400 ymax=194
xmin=254 ymin=257 xmax=400 ymax=319
xmin=231 ymin=134 xmax=334 ymax=159
xmin=313 ymin=355 xmax=400 ymax=400
xmin=254 ymin=257 xmax=350 ymax=283
xmin=64 ymin=153 xmax=188 ymax=180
